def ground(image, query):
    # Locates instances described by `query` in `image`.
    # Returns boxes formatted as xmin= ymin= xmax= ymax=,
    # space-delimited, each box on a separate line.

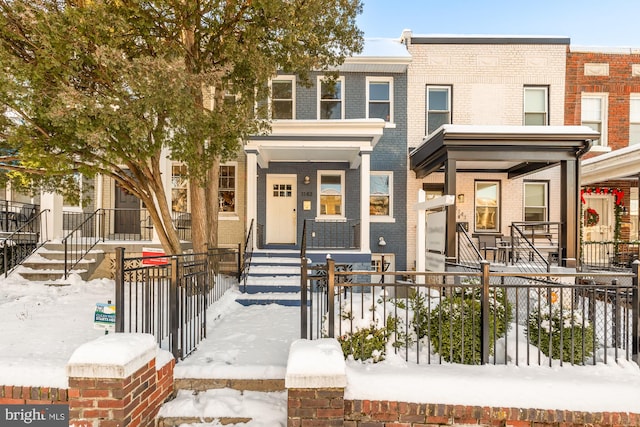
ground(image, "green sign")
xmin=94 ymin=302 xmax=116 ymax=330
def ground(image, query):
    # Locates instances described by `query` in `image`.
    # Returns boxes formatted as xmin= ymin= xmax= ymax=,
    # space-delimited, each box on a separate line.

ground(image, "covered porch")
xmin=244 ymin=119 xmax=386 ymax=258
xmin=410 ymin=125 xmax=598 ymax=269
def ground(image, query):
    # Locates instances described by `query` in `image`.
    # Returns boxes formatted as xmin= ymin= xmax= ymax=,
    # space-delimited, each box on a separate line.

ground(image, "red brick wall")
xmin=288 ymin=388 xmax=345 ymax=427
xmin=0 ymin=385 xmax=68 ymax=405
xmin=68 ymin=358 xmax=174 ymax=427
xmin=343 ymin=399 xmax=640 ymax=427
xmin=566 ymin=49 xmax=640 ymax=158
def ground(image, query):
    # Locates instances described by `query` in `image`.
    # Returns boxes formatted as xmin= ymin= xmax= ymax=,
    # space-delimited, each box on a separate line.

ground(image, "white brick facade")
xmin=405 ymin=35 xmax=568 ymax=268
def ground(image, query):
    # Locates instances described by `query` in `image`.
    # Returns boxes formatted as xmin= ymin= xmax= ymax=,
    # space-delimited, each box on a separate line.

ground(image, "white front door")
xmin=266 ymin=174 xmax=297 ymax=244
xmin=584 ymin=196 xmax=613 ymax=242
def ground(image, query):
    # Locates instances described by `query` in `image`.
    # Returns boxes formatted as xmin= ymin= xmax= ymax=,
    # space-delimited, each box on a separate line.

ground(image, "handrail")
xmin=240 ymin=219 xmax=254 ymax=290
xmin=2 ymin=209 xmax=48 ymax=277
xmin=300 ymin=219 xmax=307 ymax=260
xmin=456 ymin=222 xmax=482 ymax=264
xmin=510 ymin=221 xmax=562 ymax=273
xmin=62 ymin=208 xmax=102 ymax=279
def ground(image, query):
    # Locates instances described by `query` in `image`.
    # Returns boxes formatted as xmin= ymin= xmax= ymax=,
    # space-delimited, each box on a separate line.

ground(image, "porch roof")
xmin=581 ymin=143 xmax=640 ymax=185
xmin=409 ymin=125 xmax=598 ymax=179
xmin=245 ymin=119 xmax=386 ymax=169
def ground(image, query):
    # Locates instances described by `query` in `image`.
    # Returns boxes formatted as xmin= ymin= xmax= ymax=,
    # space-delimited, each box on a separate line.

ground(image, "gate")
xmin=114 ymin=247 xmax=239 ymax=359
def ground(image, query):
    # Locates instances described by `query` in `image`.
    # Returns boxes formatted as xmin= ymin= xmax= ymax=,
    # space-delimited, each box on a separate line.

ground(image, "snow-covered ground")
xmin=2 ymin=272 xmax=640 ymax=425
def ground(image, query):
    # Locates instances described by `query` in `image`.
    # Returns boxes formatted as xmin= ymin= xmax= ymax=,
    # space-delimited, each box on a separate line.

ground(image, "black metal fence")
xmin=302 ymin=219 xmax=360 ymax=250
xmin=582 ymin=241 xmax=640 ymax=270
xmin=1 ymin=209 xmax=47 ymax=277
xmin=114 ymin=247 xmax=240 ymax=359
xmin=302 ymin=259 xmax=639 ymax=367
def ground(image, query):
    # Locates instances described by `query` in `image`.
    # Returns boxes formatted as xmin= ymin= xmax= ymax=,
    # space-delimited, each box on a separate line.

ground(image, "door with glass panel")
xmin=266 ymin=174 xmax=297 ymax=244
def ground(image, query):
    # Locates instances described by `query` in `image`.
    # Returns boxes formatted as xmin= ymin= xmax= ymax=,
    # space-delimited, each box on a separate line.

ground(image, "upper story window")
xmin=270 ymin=76 xmax=295 ymax=119
xmin=524 ymin=86 xmax=548 ymax=125
xmin=426 ymin=85 xmax=451 ymax=135
xmin=524 ymin=181 xmax=548 ymax=222
xmin=219 ymin=164 xmax=236 ymax=213
xmin=318 ymin=171 xmax=344 ymax=218
xmin=630 ymin=94 xmax=640 ymax=146
xmin=581 ymin=93 xmax=608 ymax=148
xmin=366 ymin=77 xmax=393 ymax=122
xmin=370 ymin=172 xmax=393 ymax=219
xmin=318 ymin=76 xmax=344 ymax=120
xmin=475 ymin=181 xmax=500 ymax=232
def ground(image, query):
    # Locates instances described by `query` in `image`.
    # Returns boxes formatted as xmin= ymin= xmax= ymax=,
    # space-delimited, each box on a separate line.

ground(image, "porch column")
xmin=359 ymin=148 xmax=372 ymax=252
xmin=561 ymin=159 xmax=578 ymax=268
xmin=40 ymin=192 xmax=64 ymax=241
xmin=246 ymin=148 xmax=258 ymax=249
xmin=444 ymin=158 xmax=457 ymax=261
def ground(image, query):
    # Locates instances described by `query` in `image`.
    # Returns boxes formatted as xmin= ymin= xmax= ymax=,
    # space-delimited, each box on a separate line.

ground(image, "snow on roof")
xmin=408 ymin=33 xmax=570 ymax=44
xmin=356 ymin=37 xmax=410 ymax=59
xmin=571 ymin=45 xmax=640 ymax=54
xmin=438 ymin=124 xmax=599 ymax=136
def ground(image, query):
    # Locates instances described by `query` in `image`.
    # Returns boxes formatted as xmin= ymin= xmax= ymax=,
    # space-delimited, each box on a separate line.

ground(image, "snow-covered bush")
xmin=427 ymin=280 xmax=512 ymax=365
xmin=527 ymin=296 xmax=595 ymax=364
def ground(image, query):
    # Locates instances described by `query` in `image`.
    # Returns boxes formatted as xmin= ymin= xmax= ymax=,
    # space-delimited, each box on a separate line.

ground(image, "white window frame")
xmin=581 ymin=92 xmax=609 ymax=150
xmin=474 ymin=180 xmax=500 ymax=233
xmin=316 ymin=170 xmax=345 ymax=220
xmin=317 ymin=76 xmax=345 ymax=120
xmin=523 ymin=86 xmax=549 ymax=126
xmin=370 ymin=171 xmax=395 ymax=222
xmin=171 ymin=163 xmax=189 ymax=213
xmin=63 ymin=172 xmax=84 ymax=211
xmin=219 ymin=162 xmax=237 ymax=217
xmin=366 ymin=76 xmax=394 ymax=125
xmin=523 ymin=181 xmax=548 ymax=222
xmin=269 ymin=75 xmax=296 ymax=120
xmin=426 ymin=85 xmax=452 ymax=135
xmin=630 ymin=94 xmax=640 ymax=146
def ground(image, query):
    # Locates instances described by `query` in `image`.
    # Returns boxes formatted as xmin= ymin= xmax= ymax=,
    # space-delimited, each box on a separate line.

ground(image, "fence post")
xmin=633 ymin=260 xmax=639 ymax=364
xmin=480 ymin=260 xmax=490 ymax=365
xmin=170 ymin=255 xmax=180 ymax=359
xmin=115 ymin=247 xmax=125 ymax=333
xmin=301 ymin=257 xmax=308 ymax=339
xmin=237 ymin=242 xmax=242 ymax=283
xmin=327 ymin=257 xmax=336 ymax=339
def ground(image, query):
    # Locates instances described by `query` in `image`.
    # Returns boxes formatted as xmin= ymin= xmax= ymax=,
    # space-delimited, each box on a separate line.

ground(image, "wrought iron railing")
xmin=302 ymin=259 xmax=639 ymax=367
xmin=510 ymin=222 xmax=562 ymax=273
xmin=1 ymin=209 xmax=48 ymax=277
xmin=582 ymin=241 xmax=640 ymax=270
xmin=62 ymin=210 xmax=102 ymax=279
xmin=240 ymin=219 xmax=254 ymax=291
xmin=114 ymin=247 xmax=240 ymax=359
xmin=0 ymin=200 xmax=39 ymax=233
xmin=302 ymin=218 xmax=360 ymax=250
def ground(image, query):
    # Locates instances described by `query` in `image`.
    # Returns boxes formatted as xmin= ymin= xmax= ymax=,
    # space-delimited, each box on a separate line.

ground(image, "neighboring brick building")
xmin=566 ymin=47 xmax=640 ymax=242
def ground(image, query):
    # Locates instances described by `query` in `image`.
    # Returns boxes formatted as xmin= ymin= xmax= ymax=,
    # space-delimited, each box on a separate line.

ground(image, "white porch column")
xmin=40 ymin=192 xmax=64 ymax=241
xmin=359 ymin=148 xmax=372 ymax=252
xmin=245 ymin=148 xmax=258 ymax=249
xmin=415 ymin=189 xmax=426 ymax=284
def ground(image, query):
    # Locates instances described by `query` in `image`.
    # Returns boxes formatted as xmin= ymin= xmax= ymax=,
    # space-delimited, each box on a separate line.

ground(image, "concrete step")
xmin=17 ymin=268 xmax=90 ymax=282
xmin=236 ymin=292 xmax=301 ymax=307
xmin=174 ymin=378 xmax=285 ymax=393
xmin=36 ymin=249 xmax=104 ymax=262
xmin=156 ymin=388 xmax=287 ymax=427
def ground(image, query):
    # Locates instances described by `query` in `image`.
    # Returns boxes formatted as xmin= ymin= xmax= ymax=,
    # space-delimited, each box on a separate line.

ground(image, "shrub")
xmin=337 ymin=319 xmax=394 ymax=362
xmin=527 ymin=297 xmax=596 ymax=364
xmin=428 ymin=283 xmax=512 ymax=364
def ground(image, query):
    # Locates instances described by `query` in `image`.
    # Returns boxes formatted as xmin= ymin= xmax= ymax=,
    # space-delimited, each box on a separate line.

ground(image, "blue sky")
xmin=357 ymin=0 xmax=640 ymax=47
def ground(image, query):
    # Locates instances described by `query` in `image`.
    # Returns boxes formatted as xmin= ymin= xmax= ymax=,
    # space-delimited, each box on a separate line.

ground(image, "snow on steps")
xmin=156 ymin=388 xmax=287 ymax=427
xmin=16 ymin=244 xmax=105 ymax=282
xmin=237 ymin=250 xmax=302 ymax=307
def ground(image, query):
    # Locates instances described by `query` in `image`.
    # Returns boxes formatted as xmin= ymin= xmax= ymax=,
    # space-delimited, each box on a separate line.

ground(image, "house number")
xmin=301 ymin=191 xmax=313 ymax=196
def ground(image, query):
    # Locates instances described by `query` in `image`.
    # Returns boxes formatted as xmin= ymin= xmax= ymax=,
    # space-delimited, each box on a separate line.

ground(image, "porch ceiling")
xmin=246 ymin=119 xmax=386 ymax=169
xmin=581 ymin=143 xmax=640 ymax=185
xmin=410 ymin=125 xmax=598 ymax=179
